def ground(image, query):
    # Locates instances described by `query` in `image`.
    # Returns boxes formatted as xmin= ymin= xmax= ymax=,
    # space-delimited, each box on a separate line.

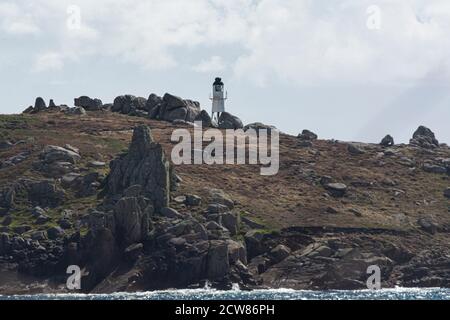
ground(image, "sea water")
xmin=1 ymin=287 xmax=449 ymax=300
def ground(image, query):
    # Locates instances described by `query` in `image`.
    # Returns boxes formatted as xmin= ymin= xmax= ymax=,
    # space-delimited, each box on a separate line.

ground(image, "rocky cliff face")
xmin=102 ymin=125 xmax=171 ymax=211
xmin=1 ymin=102 xmax=450 ymax=294
xmin=76 ymin=125 xmax=254 ymax=291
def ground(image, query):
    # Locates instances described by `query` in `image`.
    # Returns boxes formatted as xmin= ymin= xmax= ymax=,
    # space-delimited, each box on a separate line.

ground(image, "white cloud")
xmin=33 ymin=52 xmax=64 ymax=72
xmin=0 ymin=2 xmax=40 ymax=35
xmin=233 ymin=0 xmax=450 ymax=86
xmin=3 ymin=0 xmax=450 ymax=85
xmin=192 ymin=56 xmax=226 ymax=73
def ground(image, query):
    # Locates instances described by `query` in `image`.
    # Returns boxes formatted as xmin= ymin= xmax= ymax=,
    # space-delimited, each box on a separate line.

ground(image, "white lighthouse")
xmin=210 ymin=77 xmax=227 ymax=124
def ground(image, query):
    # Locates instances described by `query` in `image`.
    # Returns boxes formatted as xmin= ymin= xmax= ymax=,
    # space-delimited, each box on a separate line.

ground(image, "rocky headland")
xmin=0 ymin=94 xmax=450 ymax=294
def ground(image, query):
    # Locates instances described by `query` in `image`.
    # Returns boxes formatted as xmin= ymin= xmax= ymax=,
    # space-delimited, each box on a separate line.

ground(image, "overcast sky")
xmin=1 ymin=0 xmax=449 ymax=143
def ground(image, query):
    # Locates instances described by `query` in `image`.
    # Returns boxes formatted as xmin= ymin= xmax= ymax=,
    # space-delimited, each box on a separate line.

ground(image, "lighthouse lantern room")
xmin=210 ymin=77 xmax=227 ymax=124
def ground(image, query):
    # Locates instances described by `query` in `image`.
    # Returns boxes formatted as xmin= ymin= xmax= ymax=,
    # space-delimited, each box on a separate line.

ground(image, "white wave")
xmin=1 ymin=287 xmax=449 ymax=300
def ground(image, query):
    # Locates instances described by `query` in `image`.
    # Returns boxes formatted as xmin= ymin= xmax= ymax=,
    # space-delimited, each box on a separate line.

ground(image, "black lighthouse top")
xmin=213 ymin=77 xmax=224 ymax=86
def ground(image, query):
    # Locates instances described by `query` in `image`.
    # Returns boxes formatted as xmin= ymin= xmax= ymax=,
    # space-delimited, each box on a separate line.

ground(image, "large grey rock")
xmin=244 ymin=122 xmax=277 ymax=135
xmin=422 ymin=164 xmax=447 ymax=174
xmin=0 ymin=233 xmax=11 ymax=255
xmin=74 ymin=96 xmax=103 ymax=111
xmin=347 ymin=144 xmax=365 ymax=155
xmin=35 ymin=215 xmax=51 ymax=224
xmin=164 ymin=93 xmax=185 ymax=110
xmin=162 ymin=94 xmax=201 ymax=122
xmin=195 ymin=110 xmax=213 ymax=127
xmin=112 ymin=95 xmax=147 ymax=115
xmin=218 ymin=112 xmax=243 ymax=129
xmin=146 ymin=93 xmax=163 ymax=114
xmin=83 ymin=215 xmax=118 ymax=289
xmin=227 ymin=240 xmax=247 ymax=265
xmin=160 ymin=207 xmax=182 ymax=219
xmin=22 ymin=106 xmax=34 ymax=114
xmin=207 ymin=240 xmax=230 ymax=279
xmin=103 ymin=125 xmax=171 ymax=210
xmin=31 ymin=206 xmax=46 ymax=218
xmin=30 ymin=231 xmax=47 ymax=241
xmin=206 ymin=221 xmax=226 ymax=231
xmin=88 ymin=161 xmax=106 ymax=168
xmin=417 ymin=218 xmax=438 ymax=234
xmin=298 ymin=129 xmax=318 ymax=140
xmin=70 ymin=172 xmax=101 ymax=197
xmin=34 ymin=97 xmax=47 ymax=112
xmin=444 ymin=188 xmax=450 ymax=199
xmin=28 ymin=180 xmax=65 ymax=208
xmin=209 ymin=189 xmax=234 ymax=209
xmin=39 ymin=161 xmax=75 ymax=177
xmin=145 ymin=93 xmax=203 ymax=122
xmin=245 ymin=230 xmax=266 ymax=259
xmin=40 ymin=145 xmax=81 ymax=165
xmin=185 ymin=194 xmax=202 ymax=206
xmin=207 ymin=204 xmax=229 ymax=214
xmin=166 ymin=220 xmax=208 ymax=240
xmin=114 ymin=197 xmax=149 ymax=246
xmin=325 ymin=183 xmax=347 ymax=197
xmin=269 ymin=244 xmax=291 ymax=264
xmin=65 ymin=107 xmax=86 ymax=116
xmin=47 ymin=226 xmax=65 ymax=240
xmin=221 ymin=212 xmax=239 ymax=236
xmin=380 ymin=135 xmax=394 ymax=147
xmin=410 ymin=126 xmax=439 ymax=149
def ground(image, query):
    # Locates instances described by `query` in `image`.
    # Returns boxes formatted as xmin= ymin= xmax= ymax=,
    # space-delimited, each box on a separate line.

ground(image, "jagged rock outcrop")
xmin=22 ymin=106 xmax=34 ymax=114
xmin=74 ymin=96 xmax=103 ymax=111
xmin=298 ymin=129 xmax=318 ymax=140
xmin=34 ymin=97 xmax=47 ymax=113
xmin=207 ymin=240 xmax=230 ymax=279
xmin=410 ymin=126 xmax=439 ymax=149
xmin=146 ymin=93 xmax=201 ymax=123
xmin=244 ymin=122 xmax=276 ymax=133
xmin=33 ymin=145 xmax=81 ymax=178
xmin=27 ymin=180 xmax=66 ymax=208
xmin=103 ymin=125 xmax=170 ymax=211
xmin=380 ymin=134 xmax=394 ymax=147
xmin=65 ymin=107 xmax=87 ymax=116
xmin=146 ymin=93 xmax=163 ymax=114
xmin=195 ymin=110 xmax=213 ymax=127
xmin=112 ymin=95 xmax=147 ymax=116
xmin=218 ymin=112 xmax=244 ymax=129
xmin=22 ymin=97 xmax=70 ymax=114
xmin=113 ymin=197 xmax=150 ymax=246
xmin=66 ymin=172 xmax=102 ymax=198
xmin=0 ymin=179 xmax=65 ymax=209
xmin=40 ymin=145 xmax=80 ymax=164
